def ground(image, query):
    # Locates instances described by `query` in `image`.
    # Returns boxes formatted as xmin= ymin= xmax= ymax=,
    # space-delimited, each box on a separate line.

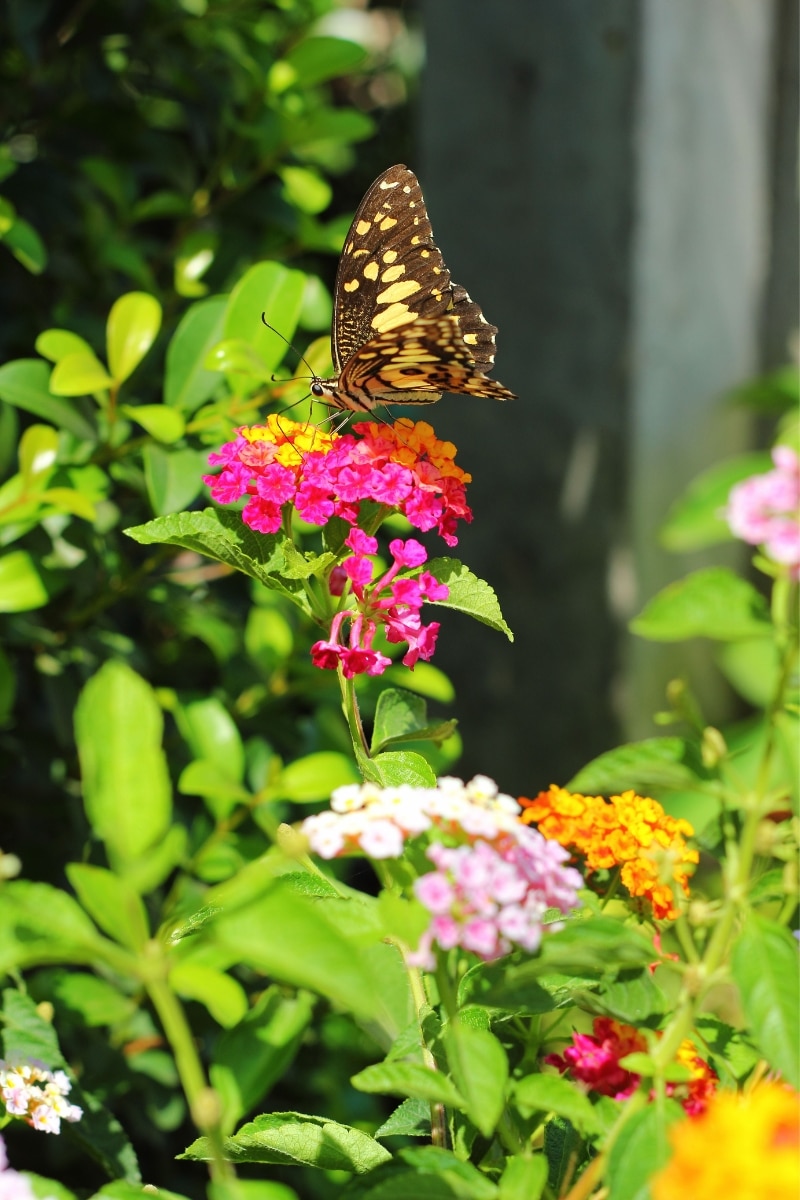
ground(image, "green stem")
xmin=146 ymin=973 xmax=233 ymax=1183
xmin=339 ymin=667 xmax=370 ymax=765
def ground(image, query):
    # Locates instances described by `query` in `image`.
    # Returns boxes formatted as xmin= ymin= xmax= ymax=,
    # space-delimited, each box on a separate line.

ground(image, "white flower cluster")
xmin=0 ymin=1060 xmax=82 ymax=1135
xmin=300 ymin=774 xmax=526 ymax=860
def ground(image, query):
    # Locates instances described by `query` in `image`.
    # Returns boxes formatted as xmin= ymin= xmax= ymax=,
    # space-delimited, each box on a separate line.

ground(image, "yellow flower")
xmin=651 ymin=1083 xmax=800 ymax=1200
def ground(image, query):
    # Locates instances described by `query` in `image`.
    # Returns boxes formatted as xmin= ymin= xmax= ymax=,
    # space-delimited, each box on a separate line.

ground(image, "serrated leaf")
xmin=107 ymin=292 xmax=162 ymax=384
xmin=374 ymin=1096 xmax=430 ymax=1139
xmin=182 ymin=1112 xmax=392 ymax=1173
xmin=124 ymin=509 xmax=309 ymax=609
xmin=426 ymin=557 xmax=513 ymax=640
xmin=731 ymin=913 xmax=799 ymax=1086
xmin=372 ymin=750 xmax=437 ymax=788
xmin=351 ymin=1062 xmax=465 ymax=1110
xmin=566 ymin=737 xmax=706 ymax=795
xmin=630 ymin=567 xmax=771 ymax=642
xmin=514 ymin=1073 xmax=600 ymax=1134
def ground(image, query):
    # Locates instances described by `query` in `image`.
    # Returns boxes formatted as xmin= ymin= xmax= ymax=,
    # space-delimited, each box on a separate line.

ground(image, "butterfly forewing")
xmin=322 ymin=163 xmax=515 ymax=410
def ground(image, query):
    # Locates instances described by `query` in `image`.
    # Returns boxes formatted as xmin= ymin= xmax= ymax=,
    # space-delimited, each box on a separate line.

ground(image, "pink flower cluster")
xmin=409 ymin=835 xmax=582 ymax=968
xmin=204 ymin=416 xmax=473 ymax=547
xmin=300 ymin=775 xmax=583 ymax=966
xmin=311 ymin=531 xmax=448 ymax=678
xmin=0 ymin=1060 xmax=82 ymax=1135
xmin=726 ymin=445 xmax=800 ymax=578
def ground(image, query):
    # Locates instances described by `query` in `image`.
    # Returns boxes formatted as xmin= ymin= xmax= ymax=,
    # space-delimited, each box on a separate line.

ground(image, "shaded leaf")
xmin=630 ymin=567 xmax=770 ymax=642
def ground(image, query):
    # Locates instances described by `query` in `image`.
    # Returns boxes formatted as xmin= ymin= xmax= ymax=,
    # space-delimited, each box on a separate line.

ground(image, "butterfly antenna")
xmin=261 ymin=314 xmax=318 ymax=380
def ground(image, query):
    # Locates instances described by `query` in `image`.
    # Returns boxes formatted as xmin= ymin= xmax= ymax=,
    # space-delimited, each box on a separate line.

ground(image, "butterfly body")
xmin=311 ymin=164 xmax=516 ymax=412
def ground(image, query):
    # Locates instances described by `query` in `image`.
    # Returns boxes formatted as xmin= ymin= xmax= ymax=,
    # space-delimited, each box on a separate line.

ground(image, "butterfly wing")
xmin=332 ymin=165 xmax=501 ymax=375
xmin=337 ymin=315 xmax=517 ymax=407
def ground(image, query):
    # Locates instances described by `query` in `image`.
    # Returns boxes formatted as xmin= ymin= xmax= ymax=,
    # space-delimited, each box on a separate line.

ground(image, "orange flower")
xmin=651 ymin=1083 xmax=800 ymax=1199
xmin=519 ymin=786 xmax=698 ymax=919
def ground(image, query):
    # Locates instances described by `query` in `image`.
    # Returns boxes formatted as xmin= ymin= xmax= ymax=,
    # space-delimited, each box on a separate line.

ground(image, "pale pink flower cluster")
xmin=0 ymin=1138 xmax=38 ymax=1200
xmin=301 ymin=774 xmax=526 ymax=861
xmin=0 ymin=1061 xmax=82 ymax=1134
xmin=300 ymin=775 xmax=583 ymax=967
xmin=409 ymin=835 xmax=582 ymax=968
xmin=726 ymin=445 xmax=800 ymax=578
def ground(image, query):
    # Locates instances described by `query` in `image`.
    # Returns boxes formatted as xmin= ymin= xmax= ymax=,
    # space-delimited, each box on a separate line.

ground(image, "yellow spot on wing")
xmin=379 ymin=180 xmax=399 ymax=189
xmin=379 ymin=216 xmax=398 ymax=231
xmin=372 ymin=303 xmax=418 ymax=332
xmin=352 ymin=248 xmax=368 ymax=257
xmin=382 ymin=250 xmax=398 ymax=263
xmin=463 ymin=333 xmax=478 ymax=345
xmin=363 ymin=261 xmax=379 ymax=280
xmin=343 ymin=279 xmax=359 ymax=292
xmin=356 ymin=219 xmax=371 ymax=235
xmin=381 ymin=264 xmax=406 ymax=282
xmin=377 ymin=279 xmax=422 ymax=304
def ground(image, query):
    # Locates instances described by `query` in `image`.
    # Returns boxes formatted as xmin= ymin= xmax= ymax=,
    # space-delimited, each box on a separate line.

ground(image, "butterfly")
xmin=309 ymin=164 xmax=517 ymax=412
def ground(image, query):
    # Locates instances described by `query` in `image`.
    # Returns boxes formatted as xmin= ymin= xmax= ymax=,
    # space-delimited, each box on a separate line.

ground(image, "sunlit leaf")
xmin=106 ymin=292 xmax=162 ymax=384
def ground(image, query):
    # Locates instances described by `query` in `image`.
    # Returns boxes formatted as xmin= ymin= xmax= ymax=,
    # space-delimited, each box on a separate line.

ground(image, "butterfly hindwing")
xmin=339 ymin=315 xmax=516 ymax=404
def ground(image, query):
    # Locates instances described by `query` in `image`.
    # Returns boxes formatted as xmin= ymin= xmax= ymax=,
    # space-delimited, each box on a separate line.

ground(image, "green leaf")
xmin=0 ymin=549 xmax=48 ymax=612
xmin=513 ymin=1073 xmax=599 ymax=1134
xmin=499 ymin=1156 xmax=548 ymax=1200
xmin=660 ymin=453 xmax=774 ymax=551
xmin=372 ymin=750 xmax=437 ymax=788
xmin=605 ymin=1103 xmax=683 ymax=1200
xmin=35 ymin=329 xmax=94 ymax=363
xmin=727 ymin=365 xmax=799 ymax=413
xmin=164 ymin=295 xmax=226 ymax=412
xmin=20 ymin=1171 xmax=77 ymax=1200
xmin=245 ymin=606 xmax=294 ymax=674
xmin=66 ymin=864 xmax=150 ymax=950
xmin=178 ymin=761 xmax=250 ymax=821
xmin=178 ymin=696 xmax=245 ymax=783
xmin=74 ymin=661 xmax=172 ymax=865
xmin=45 ymin=971 xmax=137 ymax=1028
xmin=204 ymin=338 xmax=271 ymax=381
xmin=374 ymin=1097 xmax=430 ymax=1139
xmin=427 ymin=557 xmax=513 ymax=641
xmin=106 ymin=292 xmax=162 ymax=384
xmin=124 ymin=509 xmax=310 ymax=610
xmin=18 ymin=423 xmax=58 ymax=485
xmin=731 ymin=913 xmax=799 ymax=1086
xmin=143 ymin=444 xmax=206 ymax=514
xmin=351 ymin=1062 xmax=466 ymax=1110
xmin=121 ymin=404 xmax=185 ymax=443
xmin=223 ymin=263 xmax=306 ymax=376
xmin=2 ymin=215 xmax=47 ymax=273
xmin=182 ymin=1112 xmax=392 ymax=1172
xmin=210 ymin=988 xmax=315 ymax=1135
xmin=581 ymin=968 xmax=668 ymax=1023
xmin=207 ymin=1182 xmax=297 ymax=1200
xmin=174 ymin=229 xmax=218 ymax=298
xmin=397 ymin=1147 xmax=498 ymax=1198
xmin=444 ymin=1024 xmax=508 ymax=1138
xmin=50 ymin=351 xmax=113 ymax=396
xmin=0 ymin=882 xmax=105 ymax=974
xmin=630 ymin=567 xmax=771 ymax=642
xmin=282 ymin=37 xmax=368 ymax=87
xmin=566 ymin=736 xmax=705 ymax=795
xmin=282 ymin=107 xmax=374 ymax=149
xmin=279 ymin=166 xmax=332 ymax=215
xmin=38 ymin=486 xmax=97 ymax=521
xmin=370 ymin=688 xmax=457 ymax=755
xmin=717 ymin=637 xmax=781 ymax=707
xmin=276 ymin=751 xmax=360 ymax=802
xmin=168 ymin=964 xmax=248 ymax=1028
xmin=0 ymin=360 xmax=96 ymax=439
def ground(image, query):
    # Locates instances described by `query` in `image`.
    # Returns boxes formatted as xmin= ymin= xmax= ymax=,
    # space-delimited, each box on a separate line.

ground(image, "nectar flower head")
xmin=651 ymin=1082 xmax=799 ymax=1200
xmin=0 ymin=1060 xmax=82 ymax=1135
xmin=204 ymin=416 xmax=473 ymax=547
xmin=545 ymin=1018 xmax=718 ymax=1116
xmin=520 ymin=786 xmax=698 ymax=919
xmin=300 ymin=775 xmax=583 ymax=968
xmin=726 ymin=445 xmax=800 ymax=578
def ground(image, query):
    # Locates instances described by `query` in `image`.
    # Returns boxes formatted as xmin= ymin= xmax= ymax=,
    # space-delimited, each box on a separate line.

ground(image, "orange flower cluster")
xmin=651 ymin=1082 xmax=800 ymax=1200
xmin=519 ymin=785 xmax=698 ymax=919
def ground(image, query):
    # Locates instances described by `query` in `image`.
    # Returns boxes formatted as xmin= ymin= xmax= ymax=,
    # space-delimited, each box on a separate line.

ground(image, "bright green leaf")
xmin=276 ymin=752 xmax=359 ymax=803
xmin=50 ymin=351 xmax=113 ymax=396
xmin=605 ymin=1103 xmax=682 ymax=1200
xmin=74 ymin=661 xmax=172 ymax=865
xmin=499 ymin=1156 xmax=548 ymax=1200
xmin=630 ymin=567 xmax=771 ymax=642
xmin=0 ymin=360 xmax=97 ymax=440
xmin=107 ymin=292 xmax=162 ymax=384
xmin=182 ymin=1112 xmax=392 ymax=1172
xmin=66 ymin=864 xmax=150 ymax=950
xmin=0 ymin=549 xmax=48 ymax=612
xmin=372 ymin=750 xmax=437 ymax=788
xmin=567 ymin=737 xmax=706 ymax=794
xmin=661 ymin=453 xmax=774 ymax=552
xmin=279 ymin=166 xmax=332 ymax=215
xmin=121 ymin=404 xmax=185 ymax=443
xmin=164 ymin=295 xmax=226 ymax=412
xmin=223 ymin=263 xmax=306 ymax=376
xmin=514 ymin=1073 xmax=599 ymax=1134
xmin=18 ymin=424 xmax=58 ymax=486
xmin=427 ymin=557 xmax=514 ymax=641
xmin=351 ymin=1061 xmax=465 ymax=1109
xmin=203 ymin=337 xmax=271 ymax=381
xmin=445 ymin=1024 xmax=508 ymax=1138
xmin=169 ymin=964 xmax=248 ymax=1028
xmin=732 ymin=913 xmax=799 ymax=1086
xmin=35 ymin=329 xmax=94 ymax=363
xmin=142 ymin=444 xmax=206 ymax=515
xmin=179 ymin=696 xmax=245 ymax=783
xmin=283 ymin=37 xmax=367 ymax=87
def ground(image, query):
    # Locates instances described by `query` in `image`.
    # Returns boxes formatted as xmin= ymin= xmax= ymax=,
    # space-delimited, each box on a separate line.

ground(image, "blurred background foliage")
xmin=0 ymin=7 xmax=431 ymax=1191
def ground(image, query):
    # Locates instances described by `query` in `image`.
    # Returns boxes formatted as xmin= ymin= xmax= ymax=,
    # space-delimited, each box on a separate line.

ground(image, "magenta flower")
xmin=726 ymin=445 xmax=800 ymax=578
xmin=310 ymin=535 xmax=448 ymax=679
